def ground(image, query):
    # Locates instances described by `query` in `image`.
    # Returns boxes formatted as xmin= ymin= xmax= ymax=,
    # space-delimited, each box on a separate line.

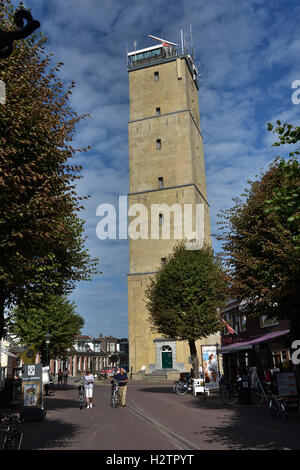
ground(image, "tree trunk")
xmin=188 ymin=339 xmax=199 ymax=379
xmin=0 ymin=293 xmax=5 ymax=341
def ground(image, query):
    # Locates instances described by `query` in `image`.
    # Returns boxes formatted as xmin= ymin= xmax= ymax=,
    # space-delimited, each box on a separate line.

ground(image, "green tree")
xmin=8 ymin=294 xmax=84 ymax=361
xmin=0 ymin=1 xmax=99 ymax=339
xmin=266 ymin=122 xmax=300 ymax=249
xmin=218 ymin=122 xmax=300 ymax=406
xmin=145 ymin=243 xmax=227 ymax=378
xmin=218 ymin=160 xmax=300 ymax=326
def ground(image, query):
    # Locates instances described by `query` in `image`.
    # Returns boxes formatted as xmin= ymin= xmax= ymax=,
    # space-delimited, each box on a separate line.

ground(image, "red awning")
xmin=219 ymin=329 xmax=290 ymax=354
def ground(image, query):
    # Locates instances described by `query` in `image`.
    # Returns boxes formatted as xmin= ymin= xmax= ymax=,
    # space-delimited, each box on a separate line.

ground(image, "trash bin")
xmin=238 ymin=376 xmax=251 ymax=404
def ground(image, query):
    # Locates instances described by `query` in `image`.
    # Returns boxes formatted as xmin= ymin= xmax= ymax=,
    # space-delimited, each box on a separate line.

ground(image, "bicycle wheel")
xmin=79 ymin=391 xmax=85 ymax=409
xmin=175 ymin=383 xmax=188 ymax=395
xmin=279 ymin=402 xmax=287 ymax=420
xmin=3 ymin=432 xmax=23 ymax=450
xmin=221 ymin=388 xmax=239 ymax=405
xmin=111 ymin=392 xmax=118 ymax=408
xmin=251 ymin=388 xmax=264 ymax=405
xmin=12 ymin=431 xmax=23 ymax=450
xmin=3 ymin=436 xmax=13 ymax=450
xmin=269 ymin=398 xmax=279 ymax=417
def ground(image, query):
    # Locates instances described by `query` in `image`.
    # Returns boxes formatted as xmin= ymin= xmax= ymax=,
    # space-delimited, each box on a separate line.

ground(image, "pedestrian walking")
xmin=115 ymin=367 xmax=128 ymax=407
xmin=57 ymin=369 xmax=63 ymax=386
xmin=63 ymin=368 xmax=69 ymax=385
xmin=82 ymin=369 xmax=95 ymax=409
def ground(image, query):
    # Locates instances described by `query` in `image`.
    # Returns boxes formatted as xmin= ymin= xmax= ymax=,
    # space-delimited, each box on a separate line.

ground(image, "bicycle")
xmin=75 ymin=378 xmax=85 ymax=410
xmin=173 ymin=379 xmax=193 ymax=396
xmin=221 ymin=381 xmax=239 ymax=405
xmin=111 ymin=380 xmax=119 ymax=408
xmin=221 ymin=379 xmax=264 ymax=406
xmin=269 ymin=382 xmax=287 ymax=420
xmin=0 ymin=413 xmax=23 ymax=450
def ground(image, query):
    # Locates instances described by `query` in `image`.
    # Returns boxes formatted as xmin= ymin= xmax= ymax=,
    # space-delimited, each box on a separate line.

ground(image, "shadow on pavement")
xmin=44 ymin=397 xmax=81 ymax=412
xmin=187 ymin=397 xmax=300 ymax=450
xmin=134 ymin=385 xmax=300 ymax=450
xmin=21 ymin=418 xmax=84 ymax=450
xmin=137 ymin=387 xmax=175 ymax=394
xmin=198 ymin=407 xmax=300 ymax=450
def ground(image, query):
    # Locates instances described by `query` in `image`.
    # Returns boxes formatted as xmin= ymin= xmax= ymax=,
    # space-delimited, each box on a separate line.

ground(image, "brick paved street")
xmin=14 ymin=378 xmax=299 ymax=450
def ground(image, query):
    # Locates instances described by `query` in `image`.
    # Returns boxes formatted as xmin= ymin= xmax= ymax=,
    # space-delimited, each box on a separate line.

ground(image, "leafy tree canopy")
xmin=266 ymin=121 xmax=300 ymax=249
xmin=0 ymin=1 xmax=99 ymax=338
xmin=145 ymin=243 xmax=227 ymax=377
xmin=218 ymin=124 xmax=300 ymax=335
xmin=8 ymin=294 xmax=84 ymax=360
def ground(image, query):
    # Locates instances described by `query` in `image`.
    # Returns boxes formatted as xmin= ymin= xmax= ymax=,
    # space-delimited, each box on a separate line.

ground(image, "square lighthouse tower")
xmin=127 ymin=35 xmax=217 ymax=376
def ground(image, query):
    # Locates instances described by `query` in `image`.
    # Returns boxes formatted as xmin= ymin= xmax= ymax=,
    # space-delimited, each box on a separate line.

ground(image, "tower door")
xmin=161 ymin=346 xmax=173 ymax=369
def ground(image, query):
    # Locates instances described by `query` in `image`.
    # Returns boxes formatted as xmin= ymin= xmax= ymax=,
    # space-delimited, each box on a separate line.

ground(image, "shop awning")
xmin=218 ymin=329 xmax=290 ymax=354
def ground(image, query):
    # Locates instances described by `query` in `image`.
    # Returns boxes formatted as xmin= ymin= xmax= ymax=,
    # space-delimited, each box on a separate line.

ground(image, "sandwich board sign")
xmin=20 ymin=364 xmax=46 ymax=421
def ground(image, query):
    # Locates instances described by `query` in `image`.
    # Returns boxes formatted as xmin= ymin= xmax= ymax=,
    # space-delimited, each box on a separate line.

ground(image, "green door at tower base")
xmin=162 ymin=352 xmax=173 ymax=369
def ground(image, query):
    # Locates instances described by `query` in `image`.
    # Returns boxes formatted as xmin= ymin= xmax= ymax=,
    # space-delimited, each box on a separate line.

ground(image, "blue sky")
xmin=16 ymin=0 xmax=300 ymax=338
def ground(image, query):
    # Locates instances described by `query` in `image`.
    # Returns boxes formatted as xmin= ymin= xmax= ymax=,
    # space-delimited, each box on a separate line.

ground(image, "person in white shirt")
xmin=82 ymin=370 xmax=95 ymax=409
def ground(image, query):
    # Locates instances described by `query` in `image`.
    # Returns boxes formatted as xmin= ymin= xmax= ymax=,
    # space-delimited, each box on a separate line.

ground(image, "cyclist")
xmin=82 ymin=369 xmax=95 ymax=409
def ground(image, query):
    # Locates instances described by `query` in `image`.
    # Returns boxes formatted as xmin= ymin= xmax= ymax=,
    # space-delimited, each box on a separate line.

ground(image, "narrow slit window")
xmin=156 ymin=107 xmax=161 ymax=116
xmin=158 ymin=177 xmax=164 ymax=188
xmin=156 ymin=138 xmax=161 ymax=149
xmin=154 ymin=71 xmax=159 ymax=81
xmin=159 ymin=213 xmax=164 ymax=226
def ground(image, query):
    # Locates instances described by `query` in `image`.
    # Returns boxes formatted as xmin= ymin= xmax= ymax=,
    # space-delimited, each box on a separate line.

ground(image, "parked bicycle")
xmin=75 ymin=378 xmax=85 ymax=410
xmin=221 ymin=379 xmax=264 ymax=406
xmin=173 ymin=378 xmax=193 ymax=396
xmin=0 ymin=413 xmax=23 ymax=450
xmin=268 ymin=380 xmax=287 ymax=420
xmin=111 ymin=379 xmax=119 ymax=408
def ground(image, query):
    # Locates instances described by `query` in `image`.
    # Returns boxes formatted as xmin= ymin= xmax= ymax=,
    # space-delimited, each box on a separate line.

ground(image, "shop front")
xmin=219 ymin=329 xmax=292 ymax=381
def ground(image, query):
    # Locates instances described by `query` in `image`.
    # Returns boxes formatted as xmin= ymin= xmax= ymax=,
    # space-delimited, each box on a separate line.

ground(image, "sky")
xmin=13 ymin=0 xmax=300 ymax=339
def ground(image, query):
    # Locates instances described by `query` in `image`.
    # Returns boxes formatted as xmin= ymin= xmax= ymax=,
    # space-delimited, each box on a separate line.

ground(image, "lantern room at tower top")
xmin=127 ymin=34 xmax=199 ymax=88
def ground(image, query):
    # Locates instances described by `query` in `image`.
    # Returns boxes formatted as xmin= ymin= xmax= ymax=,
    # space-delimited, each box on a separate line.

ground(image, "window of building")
xmin=159 ymin=213 xmax=164 ymax=225
xmin=259 ymin=315 xmax=279 ymax=328
xmin=239 ymin=316 xmax=247 ymax=331
xmin=156 ymin=138 xmax=161 ymax=149
xmin=154 ymin=71 xmax=159 ymax=81
xmin=158 ymin=177 xmax=164 ymax=188
xmin=156 ymin=107 xmax=161 ymax=115
xmin=161 ymin=258 xmax=167 ymax=265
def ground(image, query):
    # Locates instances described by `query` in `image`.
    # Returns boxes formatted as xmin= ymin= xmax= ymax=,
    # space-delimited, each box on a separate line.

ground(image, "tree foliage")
xmin=218 ymin=127 xmax=300 ymax=335
xmin=266 ymin=121 xmax=300 ymax=249
xmin=0 ymin=1 xmax=99 ymax=338
xmin=8 ymin=294 xmax=84 ymax=360
xmin=145 ymin=243 xmax=227 ymax=378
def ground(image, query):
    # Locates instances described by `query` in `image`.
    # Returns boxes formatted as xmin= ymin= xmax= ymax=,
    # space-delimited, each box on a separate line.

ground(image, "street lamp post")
xmin=0 ymin=9 xmax=40 ymax=59
xmin=44 ymin=331 xmax=51 ymax=367
xmin=44 ymin=331 xmax=51 ymax=397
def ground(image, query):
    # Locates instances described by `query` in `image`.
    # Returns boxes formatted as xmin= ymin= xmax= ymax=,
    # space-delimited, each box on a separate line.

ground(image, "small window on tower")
xmin=154 ymin=71 xmax=159 ymax=81
xmin=159 ymin=214 xmax=164 ymax=226
xmin=158 ymin=177 xmax=164 ymax=188
xmin=156 ymin=139 xmax=161 ymax=150
xmin=156 ymin=107 xmax=161 ymax=116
